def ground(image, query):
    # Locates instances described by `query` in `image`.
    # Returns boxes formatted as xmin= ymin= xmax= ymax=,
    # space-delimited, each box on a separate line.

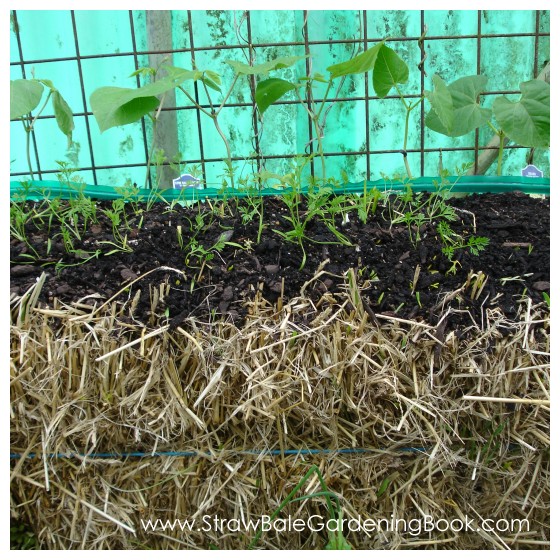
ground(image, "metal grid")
xmin=10 ymin=10 xmax=550 ymax=185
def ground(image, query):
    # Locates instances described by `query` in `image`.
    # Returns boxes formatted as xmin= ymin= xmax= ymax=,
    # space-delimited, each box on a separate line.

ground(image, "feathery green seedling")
xmin=274 ymin=162 xmax=354 ymax=269
xmin=350 ymin=181 xmax=381 ymax=224
xmin=66 ymin=192 xmax=98 ymax=234
xmin=437 ymin=220 xmax=489 ymax=261
xmin=309 ymin=187 xmax=353 ymax=247
xmin=181 ymin=229 xmax=242 ymax=272
xmin=59 ymin=225 xmax=76 ymax=253
xmin=238 ymin=193 xmax=261 ymax=226
xmin=237 ymin=170 xmax=270 ymax=244
xmin=10 ymin=203 xmax=31 ymax=244
xmin=102 ymin=199 xmax=130 ymax=238
xmin=115 ymin=180 xmax=143 ymax=216
xmin=97 ymin=235 xmax=133 ymax=256
xmin=389 ymin=178 xmax=457 ymax=246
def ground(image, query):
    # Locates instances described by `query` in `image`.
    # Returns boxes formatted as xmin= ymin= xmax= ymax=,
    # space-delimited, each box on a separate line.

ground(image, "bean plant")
xmin=10 ymin=78 xmax=74 ymax=180
xmin=424 ymin=75 xmax=550 ymax=175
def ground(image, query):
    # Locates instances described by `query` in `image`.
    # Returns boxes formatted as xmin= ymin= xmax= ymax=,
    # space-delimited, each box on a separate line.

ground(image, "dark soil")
xmin=10 ymin=191 xmax=550 ymax=332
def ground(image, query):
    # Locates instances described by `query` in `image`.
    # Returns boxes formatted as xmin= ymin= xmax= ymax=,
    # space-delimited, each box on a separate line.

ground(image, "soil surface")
xmin=10 ymin=191 xmax=550 ymax=332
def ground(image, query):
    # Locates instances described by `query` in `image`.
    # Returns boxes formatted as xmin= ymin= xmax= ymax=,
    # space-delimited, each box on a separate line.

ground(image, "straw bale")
xmin=10 ymin=274 xmax=550 ymax=549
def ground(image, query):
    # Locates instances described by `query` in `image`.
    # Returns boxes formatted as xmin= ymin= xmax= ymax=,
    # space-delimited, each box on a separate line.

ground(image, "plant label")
xmin=173 ymin=173 xmax=202 ymax=189
xmin=521 ymin=164 xmax=543 ymax=178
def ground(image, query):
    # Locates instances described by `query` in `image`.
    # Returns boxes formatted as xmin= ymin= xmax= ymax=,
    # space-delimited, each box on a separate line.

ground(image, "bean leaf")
xmin=255 ymin=78 xmax=298 ymax=114
xmin=10 ymin=79 xmax=44 ymax=120
xmin=327 ymin=41 xmax=386 ymax=78
xmin=90 ymin=67 xmax=198 ymax=132
xmin=425 ymin=75 xmax=491 ymax=137
xmin=424 ymin=75 xmax=454 ymax=134
xmin=52 ymin=91 xmax=75 ymax=147
xmin=373 ymin=44 xmax=409 ymax=98
xmin=493 ymin=80 xmax=550 ymax=148
xmin=225 ymin=56 xmax=306 ymax=76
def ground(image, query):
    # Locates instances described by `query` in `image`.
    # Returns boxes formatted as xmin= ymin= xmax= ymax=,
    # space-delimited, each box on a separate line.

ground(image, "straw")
xmin=10 ymin=273 xmax=550 ymax=550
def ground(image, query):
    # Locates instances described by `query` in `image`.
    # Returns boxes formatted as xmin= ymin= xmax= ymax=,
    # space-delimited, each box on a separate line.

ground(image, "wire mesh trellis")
xmin=9 ymin=10 xmax=550 ymax=188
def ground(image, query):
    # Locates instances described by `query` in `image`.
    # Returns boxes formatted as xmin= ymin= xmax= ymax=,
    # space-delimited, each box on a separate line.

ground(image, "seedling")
xmin=10 ymin=202 xmax=31 ymax=244
xmin=98 ymin=235 xmax=133 ymax=256
xmin=394 ymin=302 xmax=405 ymax=313
xmin=248 ymin=465 xmax=351 ymax=550
xmin=181 ymin=229 xmax=242 ymax=272
xmin=350 ymin=181 xmax=381 ymax=225
xmin=465 ymin=272 xmax=488 ymax=300
xmin=437 ymin=220 xmax=489 ymax=261
xmin=59 ymin=224 xmax=76 ymax=253
xmin=54 ymin=249 xmax=102 ymax=274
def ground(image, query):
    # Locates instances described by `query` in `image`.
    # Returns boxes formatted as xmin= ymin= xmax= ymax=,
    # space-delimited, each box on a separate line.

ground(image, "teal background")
xmin=10 ymin=10 xmax=550 ymax=188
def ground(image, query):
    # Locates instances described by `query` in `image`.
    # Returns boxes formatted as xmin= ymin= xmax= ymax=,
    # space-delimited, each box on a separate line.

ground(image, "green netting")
xmin=10 ymin=10 xmax=550 ymax=187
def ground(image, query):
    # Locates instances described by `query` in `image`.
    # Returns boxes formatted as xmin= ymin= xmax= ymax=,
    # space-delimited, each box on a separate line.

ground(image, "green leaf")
xmin=129 ymin=67 xmax=156 ymax=78
xmin=327 ymin=41 xmax=386 ymax=78
xmin=90 ymin=88 xmax=160 ymax=132
xmin=372 ymin=44 xmax=409 ymax=98
xmin=52 ymin=91 xmax=75 ymax=147
xmin=90 ymin=67 xmax=198 ymax=132
xmin=165 ymin=65 xmax=221 ymax=91
xmin=35 ymin=78 xmax=55 ymax=91
xmin=325 ymin=532 xmax=353 ymax=550
xmin=376 ymin=476 xmax=392 ymax=498
xmin=493 ymin=80 xmax=550 ymax=147
xmin=424 ymin=75 xmax=454 ymax=134
xmin=10 ymin=79 xmax=44 ymax=119
xmin=255 ymin=78 xmax=297 ymax=114
xmin=225 ymin=55 xmax=306 ymax=76
xmin=200 ymin=70 xmax=222 ymax=93
xmin=426 ymin=75 xmax=491 ymax=137
xmin=311 ymin=72 xmax=328 ymax=83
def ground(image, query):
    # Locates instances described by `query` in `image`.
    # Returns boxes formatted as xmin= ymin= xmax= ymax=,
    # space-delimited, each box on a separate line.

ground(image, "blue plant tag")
xmin=173 ymin=173 xmax=202 ymax=189
xmin=521 ymin=164 xmax=543 ymax=178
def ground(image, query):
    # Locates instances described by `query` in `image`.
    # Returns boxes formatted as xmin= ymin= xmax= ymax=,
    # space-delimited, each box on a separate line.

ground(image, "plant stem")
xmin=497 ymin=129 xmax=505 ymax=176
xmin=29 ymin=90 xmax=52 ymax=130
xmin=21 ymin=90 xmax=53 ymax=181
xmin=257 ymin=198 xmax=264 ymax=244
xmin=315 ymin=79 xmax=333 ymax=120
xmin=395 ymin=84 xmax=414 ymax=179
xmin=22 ymin=119 xmax=34 ymax=180
xmin=217 ymin=74 xmax=239 ymax=113
xmin=201 ymin=73 xmax=239 ymax=189
xmin=178 ymin=86 xmax=212 ymax=117
xmin=312 ymin=116 xmax=327 ymax=182
xmin=212 ymin=115 xmax=234 ymax=184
